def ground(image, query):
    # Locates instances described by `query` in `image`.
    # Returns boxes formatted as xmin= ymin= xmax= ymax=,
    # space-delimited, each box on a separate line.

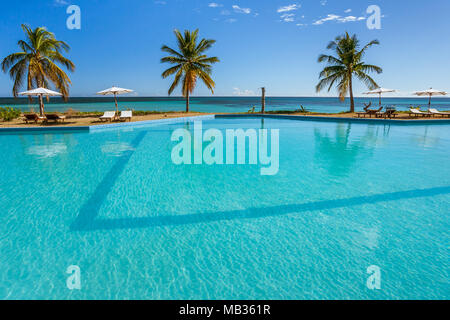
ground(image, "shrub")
xmin=0 ymin=107 xmax=21 ymax=121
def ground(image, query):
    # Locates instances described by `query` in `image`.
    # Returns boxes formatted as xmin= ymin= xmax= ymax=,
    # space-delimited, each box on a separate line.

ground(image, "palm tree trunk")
xmin=186 ymin=91 xmax=190 ymax=113
xmin=349 ymin=73 xmax=355 ymax=113
xmin=38 ymin=94 xmax=45 ymax=116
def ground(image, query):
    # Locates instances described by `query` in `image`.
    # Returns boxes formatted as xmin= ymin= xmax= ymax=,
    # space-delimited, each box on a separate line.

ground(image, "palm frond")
xmin=161 ymin=45 xmax=183 ymax=58
xmin=2 ymin=24 xmax=75 ymax=107
xmin=2 ymin=52 xmax=27 ymax=72
xmin=161 ymin=64 xmax=182 ymax=78
xmin=161 ymin=29 xmax=218 ymax=100
xmin=316 ymin=32 xmax=382 ymax=109
xmin=197 ymin=56 xmax=220 ymax=64
xmin=355 ymin=63 xmax=382 ymax=74
xmin=354 ymin=71 xmax=378 ymax=90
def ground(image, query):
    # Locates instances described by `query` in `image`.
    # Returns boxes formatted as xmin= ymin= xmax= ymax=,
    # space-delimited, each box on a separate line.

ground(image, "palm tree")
xmin=2 ymin=24 xmax=75 ymax=115
xmin=316 ymin=32 xmax=382 ymax=113
xmin=161 ymin=29 xmax=219 ymax=112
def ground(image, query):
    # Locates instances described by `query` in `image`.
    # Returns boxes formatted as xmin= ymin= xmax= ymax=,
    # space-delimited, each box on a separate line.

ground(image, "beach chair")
xmin=357 ymin=103 xmax=382 ymax=118
xmin=23 ymin=113 xmax=45 ymax=124
xmin=356 ymin=111 xmax=367 ymax=117
xmin=99 ymin=111 xmax=116 ymax=122
xmin=356 ymin=102 xmax=371 ymax=117
xmin=119 ymin=110 xmax=132 ymax=121
xmin=429 ymin=108 xmax=450 ymax=118
xmin=356 ymin=103 xmax=371 ymax=117
xmin=409 ymin=108 xmax=431 ymax=118
xmin=44 ymin=114 xmax=66 ymax=123
xmin=376 ymin=107 xmax=398 ymax=119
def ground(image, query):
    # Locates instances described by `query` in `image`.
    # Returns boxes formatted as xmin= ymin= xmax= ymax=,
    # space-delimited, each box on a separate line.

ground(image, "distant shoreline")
xmin=2 ymin=96 xmax=449 ymax=115
xmin=1 ymin=96 xmax=449 ymax=100
xmin=1 ymin=111 xmax=449 ymax=129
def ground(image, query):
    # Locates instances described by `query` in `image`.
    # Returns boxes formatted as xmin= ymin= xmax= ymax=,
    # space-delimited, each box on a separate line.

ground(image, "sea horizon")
xmin=2 ymin=96 xmax=449 ymax=114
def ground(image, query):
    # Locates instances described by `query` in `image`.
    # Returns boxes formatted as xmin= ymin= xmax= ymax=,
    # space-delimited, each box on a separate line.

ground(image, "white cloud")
xmin=344 ymin=9 xmax=352 ymax=13
xmin=277 ymin=4 xmax=301 ymax=13
xmin=220 ymin=9 xmax=231 ymax=15
xmin=339 ymin=16 xmax=366 ymax=23
xmin=208 ymin=3 xmax=223 ymax=8
xmin=226 ymin=18 xmax=237 ymax=23
xmin=277 ymin=4 xmax=300 ymax=23
xmin=313 ymin=14 xmax=340 ymax=25
xmin=313 ymin=14 xmax=366 ymax=25
xmin=281 ymin=13 xmax=295 ymax=22
xmin=54 ymin=0 xmax=68 ymax=5
xmin=154 ymin=0 xmax=166 ymax=5
xmin=233 ymin=88 xmax=255 ymax=96
xmin=232 ymin=5 xmax=251 ymax=14
xmin=320 ymin=0 xmax=327 ymax=6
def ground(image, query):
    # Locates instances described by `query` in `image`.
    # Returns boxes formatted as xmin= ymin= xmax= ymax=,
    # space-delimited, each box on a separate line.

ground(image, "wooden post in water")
xmin=261 ymin=87 xmax=266 ymax=114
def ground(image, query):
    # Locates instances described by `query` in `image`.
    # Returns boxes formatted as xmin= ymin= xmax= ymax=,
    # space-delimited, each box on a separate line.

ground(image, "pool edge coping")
xmin=1 ymin=113 xmax=449 ymax=133
xmin=216 ymin=114 xmax=450 ymax=125
xmin=0 ymin=115 xmax=215 ymax=133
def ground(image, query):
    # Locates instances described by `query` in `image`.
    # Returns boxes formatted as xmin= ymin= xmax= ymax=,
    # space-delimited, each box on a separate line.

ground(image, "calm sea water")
xmin=1 ymin=96 xmax=449 ymax=113
xmin=0 ymin=117 xmax=448 ymax=299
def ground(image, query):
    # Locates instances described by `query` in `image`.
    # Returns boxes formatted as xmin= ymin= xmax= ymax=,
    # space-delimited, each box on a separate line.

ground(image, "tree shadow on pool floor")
xmin=70 ymin=185 xmax=450 ymax=231
xmin=69 ymin=121 xmax=449 ymax=231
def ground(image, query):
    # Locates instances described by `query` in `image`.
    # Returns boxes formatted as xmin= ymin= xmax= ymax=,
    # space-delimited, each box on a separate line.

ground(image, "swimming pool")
xmin=0 ymin=117 xmax=449 ymax=299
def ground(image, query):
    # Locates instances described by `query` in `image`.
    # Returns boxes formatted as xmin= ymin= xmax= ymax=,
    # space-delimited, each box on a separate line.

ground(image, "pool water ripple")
xmin=0 ymin=118 xmax=448 ymax=299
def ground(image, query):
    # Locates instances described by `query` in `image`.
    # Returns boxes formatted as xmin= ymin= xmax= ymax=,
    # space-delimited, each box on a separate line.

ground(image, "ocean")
xmin=0 ymin=96 xmax=449 ymax=114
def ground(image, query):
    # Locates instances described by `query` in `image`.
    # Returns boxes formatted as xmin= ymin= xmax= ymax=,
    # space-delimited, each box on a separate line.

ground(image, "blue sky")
xmin=0 ymin=0 xmax=449 ymax=97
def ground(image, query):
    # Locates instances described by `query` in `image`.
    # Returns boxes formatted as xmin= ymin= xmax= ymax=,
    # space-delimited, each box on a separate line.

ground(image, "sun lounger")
xmin=355 ymin=111 xmax=367 ymax=117
xmin=119 ymin=110 xmax=132 ymax=121
xmin=409 ymin=108 xmax=431 ymax=118
xmin=356 ymin=102 xmax=372 ymax=117
xmin=429 ymin=108 xmax=450 ymax=118
xmin=23 ymin=113 xmax=45 ymax=123
xmin=44 ymin=114 xmax=66 ymax=123
xmin=99 ymin=111 xmax=116 ymax=122
xmin=376 ymin=107 xmax=398 ymax=119
xmin=356 ymin=104 xmax=383 ymax=118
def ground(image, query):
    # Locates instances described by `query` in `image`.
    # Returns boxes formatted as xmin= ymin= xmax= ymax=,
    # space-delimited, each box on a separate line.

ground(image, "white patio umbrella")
xmin=413 ymin=88 xmax=447 ymax=110
xmin=97 ymin=86 xmax=133 ymax=113
xmin=363 ymin=88 xmax=396 ymax=107
xmin=19 ymin=87 xmax=63 ymax=115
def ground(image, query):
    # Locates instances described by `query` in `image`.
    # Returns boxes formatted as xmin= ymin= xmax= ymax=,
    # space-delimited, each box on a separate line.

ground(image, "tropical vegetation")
xmin=161 ymin=29 xmax=219 ymax=112
xmin=1 ymin=24 xmax=75 ymax=115
xmin=0 ymin=106 xmax=21 ymax=121
xmin=316 ymin=32 xmax=382 ymax=113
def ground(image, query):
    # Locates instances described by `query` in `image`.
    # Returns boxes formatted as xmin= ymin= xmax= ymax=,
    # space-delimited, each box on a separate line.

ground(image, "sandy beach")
xmin=0 ymin=112 xmax=212 ymax=128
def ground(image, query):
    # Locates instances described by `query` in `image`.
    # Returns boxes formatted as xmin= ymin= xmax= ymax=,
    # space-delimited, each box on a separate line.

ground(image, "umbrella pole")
xmin=379 ymin=93 xmax=381 ymax=107
xmin=428 ymin=94 xmax=431 ymax=110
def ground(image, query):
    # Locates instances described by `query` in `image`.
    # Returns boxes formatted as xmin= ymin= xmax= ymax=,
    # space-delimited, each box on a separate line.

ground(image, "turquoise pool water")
xmin=0 ymin=117 xmax=449 ymax=299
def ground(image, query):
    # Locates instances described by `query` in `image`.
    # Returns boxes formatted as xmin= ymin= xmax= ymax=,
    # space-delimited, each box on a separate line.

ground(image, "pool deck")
xmin=218 ymin=114 xmax=450 ymax=125
xmin=1 ymin=113 xmax=450 ymax=133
